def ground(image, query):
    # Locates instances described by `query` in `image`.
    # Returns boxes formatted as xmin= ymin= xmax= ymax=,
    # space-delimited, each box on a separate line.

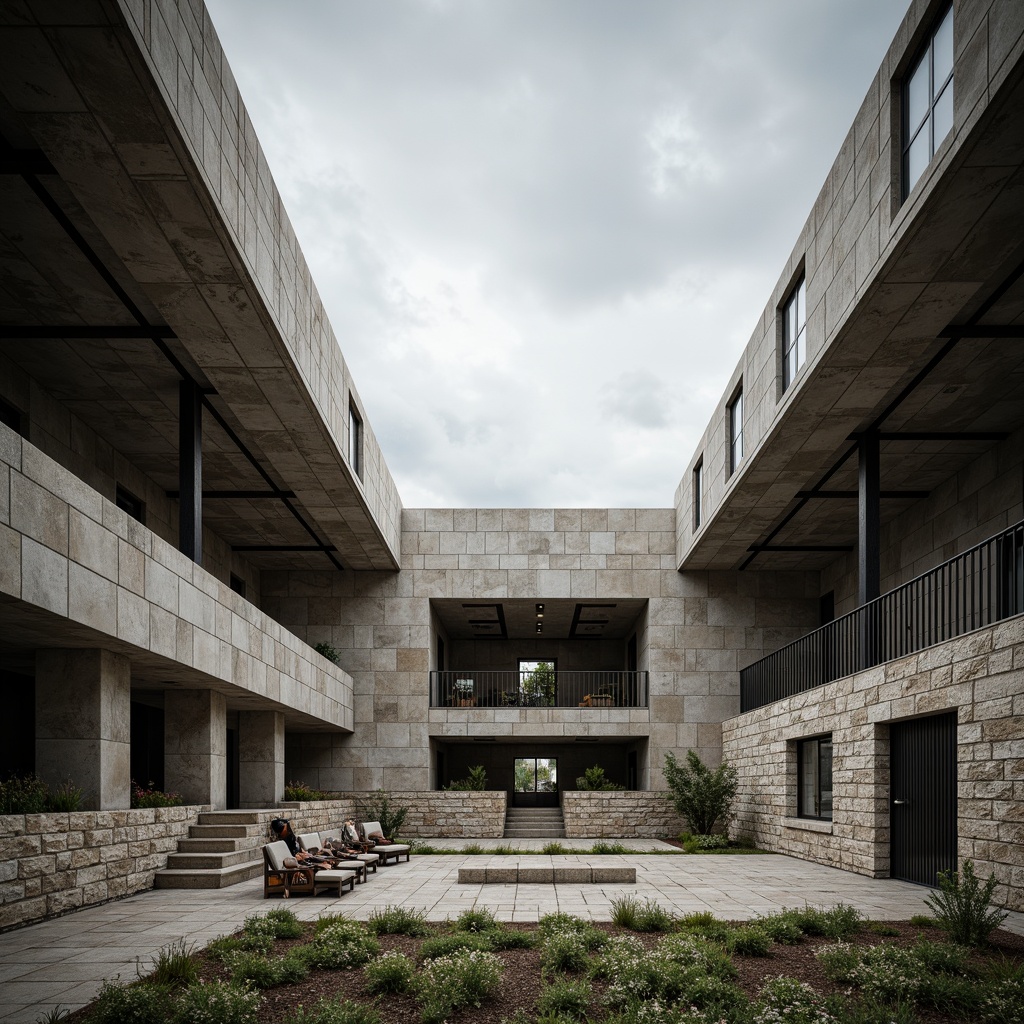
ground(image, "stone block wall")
xmin=563 ymin=791 xmax=686 ymax=838
xmin=0 ymin=805 xmax=205 ymax=931
xmin=723 ymin=615 xmax=1024 ymax=910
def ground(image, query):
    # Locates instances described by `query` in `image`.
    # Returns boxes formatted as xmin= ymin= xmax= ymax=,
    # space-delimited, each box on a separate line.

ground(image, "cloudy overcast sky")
xmin=205 ymin=1 xmax=907 ymax=510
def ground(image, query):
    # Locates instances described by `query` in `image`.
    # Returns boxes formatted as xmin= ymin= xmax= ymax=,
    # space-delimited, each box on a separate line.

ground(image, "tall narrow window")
xmin=798 ymin=736 xmax=833 ymax=820
xmin=903 ymin=6 xmax=953 ymax=200
xmin=348 ymin=400 xmax=363 ymax=480
xmin=692 ymin=458 xmax=703 ymax=531
xmin=782 ymin=276 xmax=806 ymax=391
xmin=728 ymin=388 xmax=743 ymax=475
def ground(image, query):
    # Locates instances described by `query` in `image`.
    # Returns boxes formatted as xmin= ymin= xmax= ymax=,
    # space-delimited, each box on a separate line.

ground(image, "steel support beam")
xmin=179 ymin=380 xmax=203 ymax=563
xmin=858 ymin=433 xmax=880 ymax=606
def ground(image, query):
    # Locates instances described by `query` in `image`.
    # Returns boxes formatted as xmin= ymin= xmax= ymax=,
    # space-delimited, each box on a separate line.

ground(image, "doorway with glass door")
xmin=513 ymin=756 xmax=558 ymax=807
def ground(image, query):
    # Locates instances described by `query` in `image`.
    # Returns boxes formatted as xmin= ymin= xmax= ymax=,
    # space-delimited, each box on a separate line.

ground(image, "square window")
xmin=798 ymin=736 xmax=833 ymax=820
xmin=692 ymin=458 xmax=703 ymax=531
xmin=348 ymin=400 xmax=363 ymax=480
xmin=229 ymin=573 xmax=246 ymax=598
xmin=728 ymin=388 xmax=743 ymax=474
xmin=115 ymin=485 xmax=145 ymax=525
xmin=782 ymin=276 xmax=806 ymax=392
xmin=0 ymin=396 xmax=24 ymax=436
xmin=902 ymin=6 xmax=954 ymax=200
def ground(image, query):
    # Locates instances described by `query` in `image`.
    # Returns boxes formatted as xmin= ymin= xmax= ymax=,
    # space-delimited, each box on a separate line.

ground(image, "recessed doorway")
xmin=513 ymin=756 xmax=558 ymax=807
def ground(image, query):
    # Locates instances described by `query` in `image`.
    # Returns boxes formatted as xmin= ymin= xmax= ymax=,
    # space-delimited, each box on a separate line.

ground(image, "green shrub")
xmin=243 ymin=907 xmax=305 ymax=940
xmin=925 ymin=859 xmax=1008 ymax=946
xmin=492 ymin=843 xmax=520 ymax=855
xmin=130 ymin=781 xmax=183 ymax=808
xmin=303 ymin=919 xmax=379 ymax=970
xmin=224 ymin=948 xmax=310 ymax=989
xmin=454 ymin=906 xmax=497 ymax=933
xmin=662 ymin=750 xmax=738 ymax=835
xmin=822 ymin=903 xmax=863 ymax=939
xmin=171 ymin=980 xmax=262 ymax=1024
xmin=753 ymin=910 xmax=804 ymax=944
xmin=727 ymin=926 xmax=772 ymax=956
xmin=44 ymin=779 xmax=83 ymax=812
xmin=753 ymin=976 xmax=835 ymax=1024
xmin=445 ymin=765 xmax=489 ymax=790
xmin=976 ymin=971 xmax=1024 ymax=1024
xmin=461 ymin=842 xmax=485 ymax=854
xmin=536 ymin=979 xmax=591 ymax=1019
xmin=419 ymin=949 xmax=503 ymax=1024
xmin=205 ymin=933 xmax=272 ymax=959
xmin=684 ymin=833 xmax=730 ymax=851
xmin=283 ymin=781 xmax=330 ymax=801
xmin=539 ymin=912 xmax=589 ymax=938
xmin=87 ymin=980 xmax=172 ymax=1024
xmin=541 ymin=931 xmax=591 ymax=973
xmin=590 ymin=841 xmax=630 ymax=854
xmin=356 ymin=790 xmax=408 ymax=840
xmin=487 ymin=926 xmax=537 ymax=950
xmin=609 ymin=895 xmax=674 ymax=932
xmin=363 ymin=950 xmax=417 ymax=994
xmin=313 ymin=641 xmax=340 ymax=664
xmin=0 ymin=773 xmax=48 ymax=814
xmin=909 ymin=914 xmax=935 ymax=928
xmin=367 ymin=905 xmax=431 ymax=936
xmin=419 ymin=933 xmax=493 ymax=960
xmin=146 ymin=940 xmax=199 ymax=988
xmin=542 ymin=841 xmax=569 ymax=855
xmin=677 ymin=910 xmax=732 ymax=944
xmin=284 ymin=1000 xmax=380 ymax=1024
xmin=574 ymin=765 xmax=624 ymax=790
xmin=35 ymin=1010 xmax=71 ymax=1024
xmin=866 ymin=922 xmax=899 ymax=936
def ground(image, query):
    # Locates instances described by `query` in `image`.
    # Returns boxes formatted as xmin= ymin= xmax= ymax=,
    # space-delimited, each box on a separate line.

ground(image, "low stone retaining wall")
xmin=562 ymin=791 xmax=685 ymax=838
xmin=459 ymin=865 xmax=635 ymax=884
xmin=0 ymin=805 xmax=206 ymax=930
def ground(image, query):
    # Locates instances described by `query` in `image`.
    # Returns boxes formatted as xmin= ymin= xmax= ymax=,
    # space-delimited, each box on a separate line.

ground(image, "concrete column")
xmin=36 ymin=648 xmax=131 ymax=810
xmin=164 ymin=689 xmax=227 ymax=809
xmin=238 ymin=710 xmax=285 ymax=808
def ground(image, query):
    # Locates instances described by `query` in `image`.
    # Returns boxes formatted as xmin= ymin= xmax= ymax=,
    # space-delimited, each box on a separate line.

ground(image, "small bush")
xmin=976 ymin=971 xmax=1024 ymax=1024
xmin=0 ymin=773 xmax=48 ymax=814
xmin=367 ymin=905 xmax=431 ymax=937
xmin=171 ymin=980 xmax=262 ymax=1024
xmin=146 ymin=940 xmax=199 ymax=988
xmin=419 ymin=949 xmax=503 ymax=1024
xmin=461 ymin=842 xmax=485 ymax=854
xmin=419 ymin=933 xmax=493 ymax=961
xmin=454 ymin=906 xmax=497 ymax=933
xmin=283 ymin=781 xmax=330 ymax=801
xmin=206 ymin=934 xmax=272 ymax=959
xmin=866 ymin=922 xmax=899 ymax=936
xmin=574 ymin=765 xmax=624 ymax=790
xmin=284 ymin=1000 xmax=380 ymax=1024
xmin=678 ymin=910 xmax=732 ymax=944
xmin=131 ymin=781 xmax=183 ymax=809
xmin=822 ymin=904 xmax=863 ymax=939
xmin=44 ymin=779 xmax=83 ymax=812
xmin=539 ymin=913 xmax=607 ymax=951
xmin=363 ymin=950 xmax=417 ymax=994
xmin=88 ymin=980 xmax=172 ymax=1024
xmin=925 ymin=859 xmax=1008 ymax=946
xmin=753 ymin=910 xmax=804 ymax=944
xmin=542 ymin=841 xmax=569 ymax=855
xmin=488 ymin=927 xmax=537 ymax=950
xmin=662 ymin=750 xmax=738 ymax=835
xmin=727 ymin=926 xmax=772 ymax=956
xmin=303 ymin=919 xmax=379 ymax=970
xmin=224 ymin=949 xmax=308 ymax=989
xmin=753 ymin=976 xmax=836 ymax=1024
xmin=536 ymin=979 xmax=592 ymax=1019
xmin=313 ymin=641 xmax=340 ymax=664
xmin=910 ymin=914 xmax=935 ymax=928
xmin=445 ymin=765 xmax=489 ymax=790
xmin=356 ymin=789 xmax=408 ymax=840
xmin=244 ymin=907 xmax=304 ymax=940
xmin=684 ymin=833 xmax=730 ymax=851
xmin=541 ymin=932 xmax=591 ymax=973
xmin=590 ymin=841 xmax=630 ymax=854
xmin=610 ymin=896 xmax=674 ymax=932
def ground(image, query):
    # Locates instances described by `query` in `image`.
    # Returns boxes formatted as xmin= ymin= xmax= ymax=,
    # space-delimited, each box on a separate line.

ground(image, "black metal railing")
xmin=740 ymin=519 xmax=1024 ymax=713
xmin=429 ymin=670 xmax=649 ymax=708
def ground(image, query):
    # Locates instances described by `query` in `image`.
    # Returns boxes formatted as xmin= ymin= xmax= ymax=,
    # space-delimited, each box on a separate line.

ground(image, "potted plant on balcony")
xmin=454 ymin=678 xmax=476 ymax=707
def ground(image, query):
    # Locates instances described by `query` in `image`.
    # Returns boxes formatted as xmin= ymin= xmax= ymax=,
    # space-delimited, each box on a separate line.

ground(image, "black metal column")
xmin=179 ymin=380 xmax=203 ymax=563
xmin=858 ymin=433 xmax=880 ymax=605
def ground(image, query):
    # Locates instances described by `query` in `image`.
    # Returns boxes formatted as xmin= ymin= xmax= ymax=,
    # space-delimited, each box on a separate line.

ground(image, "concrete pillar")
xmin=164 ymin=689 xmax=227 ymax=809
xmin=36 ymin=648 xmax=131 ymax=810
xmin=238 ymin=710 xmax=285 ymax=808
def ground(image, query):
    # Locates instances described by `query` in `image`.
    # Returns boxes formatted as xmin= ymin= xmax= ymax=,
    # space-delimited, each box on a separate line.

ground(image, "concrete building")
xmin=0 ymin=0 xmax=1021 ymax=924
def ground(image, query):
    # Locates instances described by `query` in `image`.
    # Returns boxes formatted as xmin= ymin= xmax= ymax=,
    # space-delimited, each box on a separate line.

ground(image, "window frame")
xmin=348 ymin=399 xmax=363 ymax=481
xmin=115 ymin=484 xmax=145 ymax=525
xmin=692 ymin=457 xmax=703 ymax=531
xmin=781 ymin=275 xmax=806 ymax=393
xmin=797 ymin=735 xmax=833 ymax=821
xmin=728 ymin=386 xmax=743 ymax=475
xmin=901 ymin=5 xmax=954 ymax=202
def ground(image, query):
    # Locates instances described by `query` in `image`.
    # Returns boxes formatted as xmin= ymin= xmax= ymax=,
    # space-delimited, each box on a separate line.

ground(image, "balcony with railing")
xmin=429 ymin=670 xmax=649 ymax=708
xmin=740 ymin=520 xmax=1024 ymax=713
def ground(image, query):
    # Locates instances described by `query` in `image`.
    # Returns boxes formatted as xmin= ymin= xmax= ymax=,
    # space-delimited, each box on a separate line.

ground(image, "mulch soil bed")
xmin=64 ymin=918 xmax=1024 ymax=1024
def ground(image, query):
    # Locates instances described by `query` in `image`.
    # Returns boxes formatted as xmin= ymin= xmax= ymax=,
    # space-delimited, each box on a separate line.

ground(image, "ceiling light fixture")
xmin=536 ymin=623 xmax=543 ymax=633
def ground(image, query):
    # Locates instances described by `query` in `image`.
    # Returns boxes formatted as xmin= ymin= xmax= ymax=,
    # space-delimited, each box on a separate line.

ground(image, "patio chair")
xmin=359 ymin=820 xmax=412 ymax=864
xmin=296 ymin=831 xmax=368 ymax=882
xmin=263 ymin=840 xmax=316 ymax=898
xmin=310 ymin=866 xmax=358 ymax=897
xmin=321 ymin=827 xmax=380 ymax=874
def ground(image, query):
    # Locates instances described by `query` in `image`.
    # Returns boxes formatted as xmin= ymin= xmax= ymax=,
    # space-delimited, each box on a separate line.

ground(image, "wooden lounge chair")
xmin=359 ymin=820 xmax=412 ymax=864
xmin=297 ymin=831 xmax=368 ymax=882
xmin=321 ymin=827 xmax=380 ymax=874
xmin=263 ymin=840 xmax=316 ymax=898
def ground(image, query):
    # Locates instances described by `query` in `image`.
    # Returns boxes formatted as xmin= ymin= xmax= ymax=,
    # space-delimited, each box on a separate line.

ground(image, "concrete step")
xmin=189 ymin=823 xmax=267 ymax=839
xmin=177 ymin=837 xmax=257 ymax=854
xmin=153 ymin=860 xmax=263 ymax=890
xmin=197 ymin=811 xmax=266 ymax=826
xmin=165 ymin=847 xmax=262 ymax=871
xmin=505 ymin=811 xmax=564 ymax=819
xmin=503 ymin=828 xmax=566 ymax=838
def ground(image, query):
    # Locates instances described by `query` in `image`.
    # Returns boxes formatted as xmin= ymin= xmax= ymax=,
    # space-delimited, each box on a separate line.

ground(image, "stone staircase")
xmin=154 ymin=811 xmax=268 ymax=889
xmin=503 ymin=806 xmax=566 ymax=839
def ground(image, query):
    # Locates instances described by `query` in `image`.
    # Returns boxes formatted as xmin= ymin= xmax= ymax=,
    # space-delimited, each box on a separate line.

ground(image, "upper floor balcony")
xmin=740 ymin=519 xmax=1024 ymax=713
xmin=429 ymin=670 xmax=649 ymax=709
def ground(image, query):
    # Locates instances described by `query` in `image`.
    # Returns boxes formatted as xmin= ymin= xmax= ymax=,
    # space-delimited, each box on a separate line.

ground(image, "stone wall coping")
xmin=782 ymin=817 xmax=833 ymax=834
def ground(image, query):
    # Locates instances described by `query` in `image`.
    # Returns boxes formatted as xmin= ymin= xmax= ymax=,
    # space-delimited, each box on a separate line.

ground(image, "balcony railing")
xmin=741 ymin=519 xmax=1024 ymax=713
xmin=429 ymin=670 xmax=649 ymax=708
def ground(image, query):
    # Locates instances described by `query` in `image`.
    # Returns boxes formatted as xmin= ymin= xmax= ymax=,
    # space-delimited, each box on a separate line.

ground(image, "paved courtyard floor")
xmin=2 ymin=844 xmax=1022 ymax=1022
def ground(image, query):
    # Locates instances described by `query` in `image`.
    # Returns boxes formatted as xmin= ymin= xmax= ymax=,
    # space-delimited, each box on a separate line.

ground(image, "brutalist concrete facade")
xmin=0 ymin=0 xmax=1022 ymax=920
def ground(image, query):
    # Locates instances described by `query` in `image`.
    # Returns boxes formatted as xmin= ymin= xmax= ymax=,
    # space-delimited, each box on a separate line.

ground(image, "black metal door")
xmin=890 ymin=712 xmax=957 ymax=886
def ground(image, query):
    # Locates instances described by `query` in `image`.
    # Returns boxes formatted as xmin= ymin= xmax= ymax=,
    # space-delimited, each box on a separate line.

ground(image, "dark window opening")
xmin=728 ymin=387 xmax=743 ymax=474
xmin=782 ymin=276 xmax=806 ymax=391
xmin=348 ymin=400 xmax=363 ymax=480
xmin=230 ymin=573 xmax=246 ymax=597
xmin=437 ymin=635 xmax=446 ymax=672
xmin=0 ymin=396 xmax=24 ymax=436
xmin=693 ymin=458 xmax=703 ymax=530
xmin=115 ymin=485 xmax=145 ymax=524
xmin=798 ymin=736 xmax=833 ymax=820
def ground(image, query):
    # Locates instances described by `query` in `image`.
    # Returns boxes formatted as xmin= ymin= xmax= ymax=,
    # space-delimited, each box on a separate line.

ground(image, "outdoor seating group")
xmin=262 ymin=819 xmax=412 ymax=899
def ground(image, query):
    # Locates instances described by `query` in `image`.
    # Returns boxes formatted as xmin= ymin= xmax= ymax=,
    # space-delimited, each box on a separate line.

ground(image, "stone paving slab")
xmin=0 ymin=851 xmax=1022 ymax=1022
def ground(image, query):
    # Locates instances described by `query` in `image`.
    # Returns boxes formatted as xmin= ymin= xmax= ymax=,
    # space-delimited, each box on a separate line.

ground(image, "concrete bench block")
xmin=459 ymin=867 xmax=486 ymax=883
xmin=552 ymin=866 xmax=592 ymax=883
xmin=592 ymin=866 xmax=636 ymax=883
xmin=517 ymin=867 xmax=553 ymax=884
xmin=484 ymin=866 xmax=518 ymax=883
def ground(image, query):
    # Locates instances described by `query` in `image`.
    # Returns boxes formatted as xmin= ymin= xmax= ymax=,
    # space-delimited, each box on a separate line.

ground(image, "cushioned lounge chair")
xmin=297 ymin=831 xmax=369 ymax=882
xmin=321 ymin=827 xmax=380 ymax=874
xmin=263 ymin=840 xmax=316 ymax=898
xmin=360 ymin=820 xmax=412 ymax=864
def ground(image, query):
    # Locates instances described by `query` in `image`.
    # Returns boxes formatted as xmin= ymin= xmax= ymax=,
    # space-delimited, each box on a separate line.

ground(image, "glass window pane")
xmin=820 ymin=740 xmax=833 ymax=819
xmin=906 ymin=54 xmax=930 ymax=136
xmin=933 ymin=80 xmax=953 ymax=147
xmin=800 ymin=741 xmax=819 ymax=816
xmin=933 ymin=7 xmax=954 ymax=84
xmin=906 ymin=128 xmax=930 ymax=193
xmin=796 ymin=279 xmax=806 ymax=331
xmin=796 ymin=326 xmax=806 ymax=371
